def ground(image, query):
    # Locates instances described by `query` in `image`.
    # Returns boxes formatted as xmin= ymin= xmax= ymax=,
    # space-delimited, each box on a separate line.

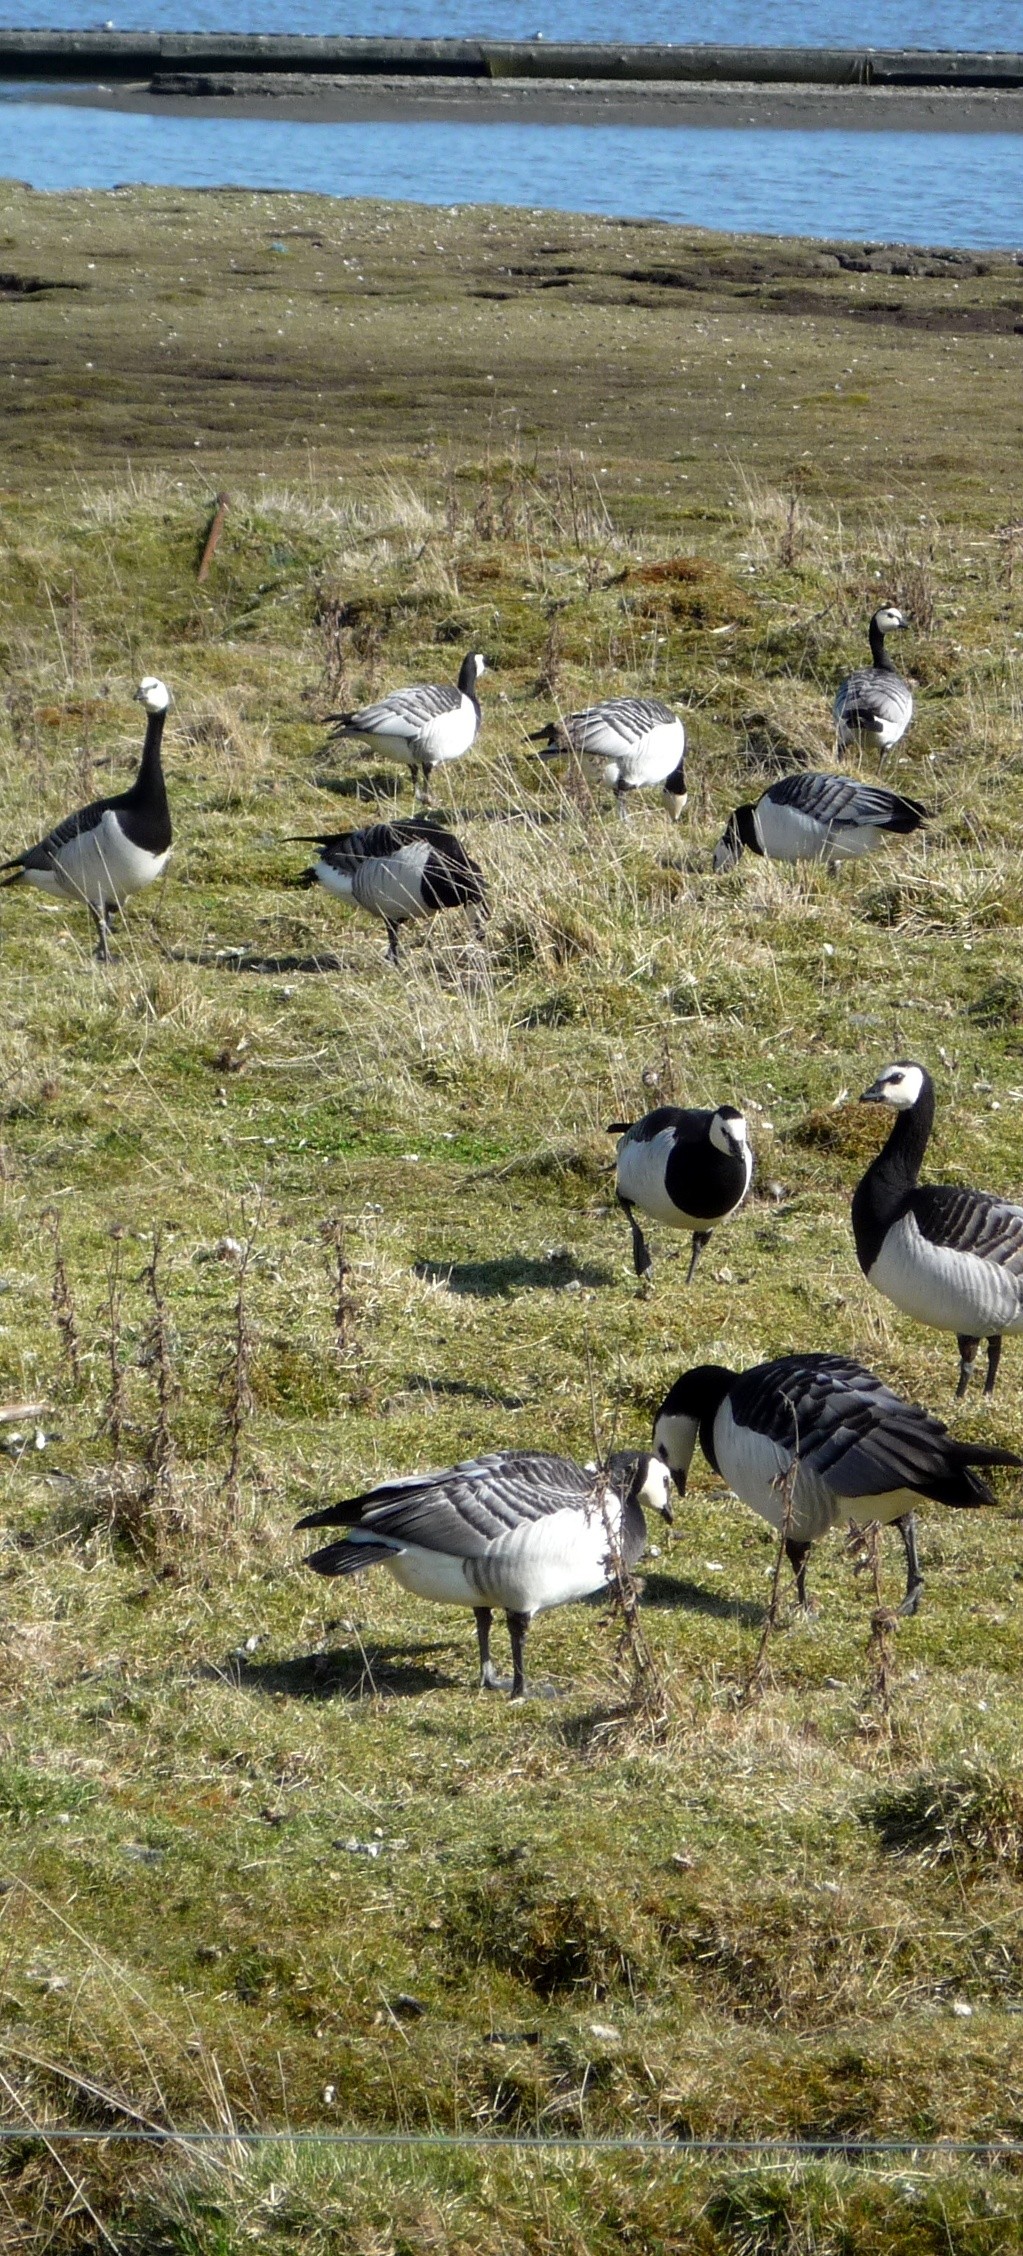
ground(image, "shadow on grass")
xmin=211 ymin=1641 xmax=461 ymax=1701
xmin=396 ymin=1374 xmax=532 ymax=1411
xmin=641 ymin=1572 xmax=764 ymax=1627
xmin=415 ymin=1255 xmax=613 ymax=1296
xmin=165 ymin=947 xmax=347 ymax=975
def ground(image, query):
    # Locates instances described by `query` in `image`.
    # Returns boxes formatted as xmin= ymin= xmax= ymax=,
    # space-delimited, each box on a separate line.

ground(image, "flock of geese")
xmin=3 ymin=605 xmax=1020 ymax=1696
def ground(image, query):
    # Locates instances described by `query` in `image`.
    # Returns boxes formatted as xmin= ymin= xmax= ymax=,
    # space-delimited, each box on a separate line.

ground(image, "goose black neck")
xmin=868 ymin=616 xmax=895 ymax=673
xmin=738 ymin=803 xmax=763 ymax=857
xmin=131 ymin=709 xmax=167 ymax=802
xmin=851 ymin=1079 xmax=935 ymax=1272
xmin=457 ymin=654 xmax=481 ymax=717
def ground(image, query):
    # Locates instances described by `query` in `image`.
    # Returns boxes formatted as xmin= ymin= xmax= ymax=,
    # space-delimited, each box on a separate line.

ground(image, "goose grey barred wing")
xmin=911 ymin=1185 xmax=1023 ymax=1275
xmin=834 ymin=667 xmax=912 ymax=731
xmin=729 ymin=1353 xmax=1019 ymax=1506
xmin=335 ymin=683 xmax=462 ymax=738
xmin=769 ymin=773 xmax=925 ymax=832
xmin=295 ymin=1452 xmax=599 ymax=1557
xmin=566 ymin=698 xmax=677 ymax=753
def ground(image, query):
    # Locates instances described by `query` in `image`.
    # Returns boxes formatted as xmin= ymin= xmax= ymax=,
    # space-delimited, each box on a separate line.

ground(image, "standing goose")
xmin=854 ymin=1062 xmax=1023 ymax=1397
xmin=1 ymin=676 xmax=172 ymax=962
xmin=834 ymin=605 xmax=913 ymax=756
xmin=713 ymin=771 xmax=926 ymax=873
xmin=292 ymin=817 xmax=486 ymax=964
xmin=608 ymin=1104 xmax=753 ymax=1283
xmin=296 ymin=1448 xmax=673 ymax=1699
xmin=327 ymin=652 xmax=485 ymax=801
xmin=653 ymin=1352 xmax=1020 ymax=1615
xmin=531 ymin=697 xmax=688 ymax=818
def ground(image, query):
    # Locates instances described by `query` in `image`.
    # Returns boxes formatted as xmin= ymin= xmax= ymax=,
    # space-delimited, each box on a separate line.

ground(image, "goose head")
xmin=607 ymin=1450 xmax=674 ymax=1522
xmin=859 ymin=1061 xmax=929 ymax=1110
xmin=713 ymin=806 xmax=755 ymax=872
xmin=652 ymin=1366 xmax=734 ymax=1498
xmin=871 ymin=605 xmax=908 ymax=636
xmin=133 ymin=677 xmax=173 ymax=713
xmin=708 ymin=1105 xmax=749 ymax=1159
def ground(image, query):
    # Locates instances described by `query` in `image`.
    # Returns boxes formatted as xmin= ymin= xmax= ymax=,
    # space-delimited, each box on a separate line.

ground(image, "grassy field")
xmin=1 ymin=179 xmax=1023 ymax=2250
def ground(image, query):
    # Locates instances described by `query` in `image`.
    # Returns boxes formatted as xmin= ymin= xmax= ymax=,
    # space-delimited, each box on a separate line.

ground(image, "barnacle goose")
xmin=855 ymin=1061 xmax=1023 ymax=1397
xmin=327 ymin=652 xmax=485 ymax=800
xmin=531 ymin=697 xmax=688 ymax=818
xmin=834 ymin=606 xmax=913 ymax=756
xmin=712 ymin=771 xmax=927 ymax=873
xmin=296 ymin=1449 xmax=673 ymax=1698
xmin=1 ymin=677 xmax=172 ymax=962
xmin=653 ymin=1352 xmax=1021 ymax=1615
xmin=608 ymin=1105 xmax=753 ymax=1283
xmin=293 ymin=818 xmax=487 ymax=963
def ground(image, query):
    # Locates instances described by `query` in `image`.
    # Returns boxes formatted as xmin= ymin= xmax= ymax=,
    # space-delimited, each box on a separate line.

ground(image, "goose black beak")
xmin=671 ymin=1468 xmax=687 ymax=1499
xmin=859 ymin=1081 xmax=888 ymax=1104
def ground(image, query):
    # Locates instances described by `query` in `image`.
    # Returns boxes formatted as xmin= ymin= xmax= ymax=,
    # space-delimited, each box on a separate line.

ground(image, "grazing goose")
xmin=855 ymin=1061 xmax=1023 ymax=1397
xmin=296 ymin=1448 xmax=673 ymax=1698
xmin=327 ymin=652 xmax=485 ymax=801
xmin=834 ymin=605 xmax=913 ymax=756
xmin=1 ymin=676 xmax=172 ymax=962
xmin=653 ymin=1352 xmax=1020 ymax=1615
xmin=712 ymin=770 xmax=926 ymax=873
xmin=293 ymin=817 xmax=487 ymax=964
xmin=608 ymin=1105 xmax=753 ymax=1283
xmin=531 ymin=697 xmax=688 ymax=818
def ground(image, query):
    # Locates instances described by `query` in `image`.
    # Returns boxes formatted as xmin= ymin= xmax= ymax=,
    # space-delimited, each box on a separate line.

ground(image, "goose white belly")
xmin=364 ymin=699 xmax=476 ymax=769
xmin=714 ymin=1401 xmax=918 ymax=1543
xmin=617 ymin=1126 xmax=703 ymax=1228
xmin=756 ymin=799 xmax=876 ymax=864
xmin=24 ymin=812 xmax=170 ymax=908
xmin=387 ymin=1501 xmax=621 ymax=1617
xmin=593 ymin=720 xmax=686 ymax=791
xmin=869 ymin=1209 xmax=1023 ymax=1336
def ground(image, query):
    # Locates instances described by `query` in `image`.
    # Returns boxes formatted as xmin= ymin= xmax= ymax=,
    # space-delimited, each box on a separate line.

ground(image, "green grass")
xmin=0 ymin=181 xmax=1022 ymax=2250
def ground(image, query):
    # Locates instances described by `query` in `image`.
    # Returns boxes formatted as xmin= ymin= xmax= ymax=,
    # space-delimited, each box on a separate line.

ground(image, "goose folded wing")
xmin=911 ymin=1185 xmax=1023 ymax=1274
xmin=3 ymin=796 xmax=110 ymax=873
xmin=836 ymin=670 xmax=909 ymax=725
xmin=569 ymin=699 xmax=673 ymax=754
xmin=806 ymin=1396 xmax=965 ymax=1500
xmin=353 ymin=684 xmax=462 ymax=738
xmin=297 ymin=1453 xmax=596 ymax=1558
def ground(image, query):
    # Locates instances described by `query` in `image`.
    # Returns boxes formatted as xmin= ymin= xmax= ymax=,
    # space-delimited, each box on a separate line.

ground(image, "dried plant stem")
xmin=866 ymin=1521 xmax=898 ymax=1723
xmin=321 ymin=1215 xmax=357 ymax=1367
xmin=223 ymin=1222 xmax=258 ymax=1513
xmin=103 ymin=1230 xmax=128 ymax=1465
xmin=742 ymin=1456 xmax=798 ymax=1701
xmin=142 ymin=1229 xmax=177 ymax=1518
xmin=44 ymin=1208 xmax=84 ymax=1392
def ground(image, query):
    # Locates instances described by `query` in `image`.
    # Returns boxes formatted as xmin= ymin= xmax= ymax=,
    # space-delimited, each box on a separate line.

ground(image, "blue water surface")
xmin=0 ymin=98 xmax=1020 ymax=247
xmin=0 ymin=0 xmax=1019 ymax=45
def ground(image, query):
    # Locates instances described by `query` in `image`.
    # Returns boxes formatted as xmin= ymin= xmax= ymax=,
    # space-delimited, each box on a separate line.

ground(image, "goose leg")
xmin=894 ymin=1513 xmax=924 ymax=1615
xmin=618 ymin=1195 xmax=652 ymax=1283
xmin=685 ymin=1230 xmax=712 ymax=1285
xmin=91 ymin=905 xmax=111 ymax=965
xmin=785 ymin=1539 xmax=812 ymax=1610
xmin=506 ymin=1610 xmax=530 ymax=1701
xmin=956 ymin=1334 xmax=981 ymax=1398
xmin=384 ymin=920 xmax=401 ymax=967
xmin=475 ymin=1607 xmax=510 ymax=1693
xmin=984 ymin=1336 xmax=1003 ymax=1396
xmin=614 ymin=784 xmax=629 ymax=820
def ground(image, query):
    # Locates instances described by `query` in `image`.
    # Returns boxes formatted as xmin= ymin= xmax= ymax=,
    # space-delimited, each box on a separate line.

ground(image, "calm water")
xmin=0 ymin=0 xmax=1019 ymax=44
xmin=0 ymin=96 xmax=1020 ymax=246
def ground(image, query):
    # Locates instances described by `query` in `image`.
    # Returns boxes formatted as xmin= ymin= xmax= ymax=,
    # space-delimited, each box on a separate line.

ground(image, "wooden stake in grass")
xmin=197 ymin=490 xmax=230 ymax=584
xmin=321 ymin=1215 xmax=356 ymax=1368
xmin=43 ymin=1208 xmax=83 ymax=1393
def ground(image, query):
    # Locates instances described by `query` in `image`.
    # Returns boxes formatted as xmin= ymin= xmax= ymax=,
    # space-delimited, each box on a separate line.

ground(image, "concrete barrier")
xmin=0 ymin=31 xmax=1020 ymax=88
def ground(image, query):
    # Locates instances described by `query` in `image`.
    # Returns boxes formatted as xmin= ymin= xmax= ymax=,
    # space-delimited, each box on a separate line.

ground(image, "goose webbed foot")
xmin=785 ymin=1539 xmax=814 ymax=1612
xmin=476 ymin=1608 xmax=511 ymax=1693
xmin=619 ymin=1197 xmax=653 ymax=1287
xmin=956 ymin=1334 xmax=981 ymax=1398
xmin=894 ymin=1512 xmax=924 ymax=1616
xmin=685 ymin=1230 xmax=712 ymax=1285
xmin=984 ymin=1336 xmax=1003 ymax=1396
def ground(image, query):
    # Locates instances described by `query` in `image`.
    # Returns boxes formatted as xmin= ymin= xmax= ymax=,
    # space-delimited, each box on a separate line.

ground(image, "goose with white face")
xmin=296 ymin=1447 xmax=672 ymax=1699
xmin=853 ymin=1059 xmax=1023 ymax=1396
xmin=328 ymin=651 xmax=486 ymax=804
xmin=0 ymin=674 xmax=173 ymax=961
xmin=609 ymin=1102 xmax=754 ymax=1285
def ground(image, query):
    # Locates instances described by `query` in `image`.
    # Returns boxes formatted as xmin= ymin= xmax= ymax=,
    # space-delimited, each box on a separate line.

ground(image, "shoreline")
xmin=4 ymin=75 xmax=1023 ymax=135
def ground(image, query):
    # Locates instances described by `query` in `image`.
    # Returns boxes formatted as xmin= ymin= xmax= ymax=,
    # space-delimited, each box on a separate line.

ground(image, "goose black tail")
xmin=303 ymin=1536 xmax=398 ymax=1577
xmin=931 ymin=1441 xmax=1023 ymax=1509
xmin=886 ymin=795 xmax=929 ymax=833
xmin=606 ymin=1121 xmax=633 ymax=1135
